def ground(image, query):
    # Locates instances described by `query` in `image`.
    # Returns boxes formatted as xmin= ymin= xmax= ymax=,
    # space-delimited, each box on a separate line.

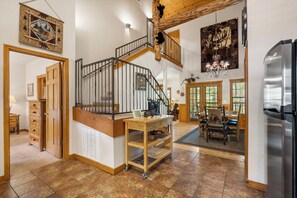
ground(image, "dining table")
xmin=197 ymin=111 xmax=238 ymax=120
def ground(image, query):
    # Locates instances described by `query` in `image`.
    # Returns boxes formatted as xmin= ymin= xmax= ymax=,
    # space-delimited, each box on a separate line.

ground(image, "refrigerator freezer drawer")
xmin=267 ymin=115 xmax=283 ymax=198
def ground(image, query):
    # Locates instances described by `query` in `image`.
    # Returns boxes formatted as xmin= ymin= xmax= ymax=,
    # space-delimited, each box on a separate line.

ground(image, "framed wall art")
xmin=136 ymin=73 xmax=146 ymax=90
xmin=200 ymin=18 xmax=238 ymax=72
xmin=19 ymin=3 xmax=64 ymax=53
xmin=27 ymin=83 xmax=34 ymax=97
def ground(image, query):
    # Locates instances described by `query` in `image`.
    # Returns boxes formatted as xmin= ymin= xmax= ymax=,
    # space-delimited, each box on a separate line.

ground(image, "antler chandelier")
xmin=206 ymin=12 xmax=230 ymax=78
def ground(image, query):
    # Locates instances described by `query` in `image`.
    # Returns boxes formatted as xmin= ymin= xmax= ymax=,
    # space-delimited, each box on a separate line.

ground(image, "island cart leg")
xmin=125 ymin=123 xmax=129 ymax=171
xmin=143 ymin=127 xmax=148 ymax=179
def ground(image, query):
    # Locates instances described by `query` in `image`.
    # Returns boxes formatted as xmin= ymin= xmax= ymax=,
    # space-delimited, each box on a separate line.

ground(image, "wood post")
xmin=152 ymin=0 xmax=161 ymax=61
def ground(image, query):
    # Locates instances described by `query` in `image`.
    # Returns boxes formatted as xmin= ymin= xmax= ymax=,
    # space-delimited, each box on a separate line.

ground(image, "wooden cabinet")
xmin=124 ymin=116 xmax=173 ymax=179
xmin=29 ymin=100 xmax=46 ymax=151
xmin=9 ymin=113 xmax=20 ymax=134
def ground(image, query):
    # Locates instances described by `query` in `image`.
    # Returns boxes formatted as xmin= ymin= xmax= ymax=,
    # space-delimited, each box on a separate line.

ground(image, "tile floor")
xmin=0 ymin=121 xmax=264 ymax=197
xmin=0 ymin=148 xmax=263 ymax=198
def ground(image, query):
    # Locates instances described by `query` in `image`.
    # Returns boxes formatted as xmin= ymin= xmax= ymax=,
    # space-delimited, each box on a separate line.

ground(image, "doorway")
xmin=186 ymin=81 xmax=223 ymax=122
xmin=3 ymin=45 xmax=69 ymax=180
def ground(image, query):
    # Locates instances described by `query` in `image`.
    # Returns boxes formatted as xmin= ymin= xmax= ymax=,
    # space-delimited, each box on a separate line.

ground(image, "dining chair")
xmin=227 ymin=104 xmax=241 ymax=142
xmin=198 ymin=105 xmax=208 ymax=137
xmin=168 ymin=103 xmax=179 ymax=121
xmin=206 ymin=106 xmax=228 ymax=145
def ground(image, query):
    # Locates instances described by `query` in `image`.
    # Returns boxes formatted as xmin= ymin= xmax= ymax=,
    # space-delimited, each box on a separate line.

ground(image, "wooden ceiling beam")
xmin=159 ymin=0 xmax=243 ymax=30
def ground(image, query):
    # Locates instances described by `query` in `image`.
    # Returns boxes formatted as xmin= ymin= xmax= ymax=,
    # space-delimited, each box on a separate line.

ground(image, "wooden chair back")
xmin=208 ymin=109 xmax=223 ymax=126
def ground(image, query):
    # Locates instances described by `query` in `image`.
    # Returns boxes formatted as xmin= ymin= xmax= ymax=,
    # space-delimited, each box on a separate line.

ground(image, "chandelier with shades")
xmin=206 ymin=12 xmax=230 ymax=78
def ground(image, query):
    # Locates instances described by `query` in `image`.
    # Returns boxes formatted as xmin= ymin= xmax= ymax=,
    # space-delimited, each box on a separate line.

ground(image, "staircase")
xmin=115 ymin=18 xmax=182 ymax=65
xmin=75 ymin=58 xmax=170 ymax=120
xmin=75 ymin=18 xmax=182 ymax=120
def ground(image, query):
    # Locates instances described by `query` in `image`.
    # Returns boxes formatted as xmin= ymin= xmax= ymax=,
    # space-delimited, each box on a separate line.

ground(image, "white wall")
xmin=26 ymin=59 xmax=58 ymax=101
xmin=130 ymin=50 xmax=182 ymax=77
xmin=10 ymin=57 xmax=27 ymax=129
xmin=166 ymin=2 xmax=245 ymax=104
xmin=76 ymin=0 xmax=147 ymax=64
xmin=0 ymin=0 xmax=76 ymax=176
xmin=247 ymin=0 xmax=297 ymax=184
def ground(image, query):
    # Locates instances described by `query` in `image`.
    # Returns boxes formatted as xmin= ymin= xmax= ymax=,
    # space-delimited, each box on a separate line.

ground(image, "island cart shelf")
xmin=124 ymin=115 xmax=173 ymax=179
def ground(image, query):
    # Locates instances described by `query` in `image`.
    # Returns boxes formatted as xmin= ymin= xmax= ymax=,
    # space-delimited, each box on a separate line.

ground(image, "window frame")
xmin=229 ymin=78 xmax=246 ymax=114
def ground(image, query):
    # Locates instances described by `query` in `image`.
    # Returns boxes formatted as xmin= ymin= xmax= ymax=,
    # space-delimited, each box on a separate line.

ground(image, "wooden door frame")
xmin=3 ymin=44 xmax=69 ymax=180
xmin=186 ymin=80 xmax=223 ymax=122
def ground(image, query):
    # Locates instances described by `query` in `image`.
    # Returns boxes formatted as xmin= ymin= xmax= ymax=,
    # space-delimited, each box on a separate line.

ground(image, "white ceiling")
xmin=136 ymin=0 xmax=152 ymax=18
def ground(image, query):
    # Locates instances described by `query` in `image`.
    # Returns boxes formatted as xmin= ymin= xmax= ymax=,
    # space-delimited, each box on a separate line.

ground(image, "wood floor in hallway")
xmin=0 ymin=122 xmax=262 ymax=198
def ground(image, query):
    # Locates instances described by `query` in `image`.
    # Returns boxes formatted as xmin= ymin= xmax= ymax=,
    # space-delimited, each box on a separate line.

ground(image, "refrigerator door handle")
xmin=264 ymin=110 xmax=283 ymax=119
xmin=263 ymin=108 xmax=280 ymax=113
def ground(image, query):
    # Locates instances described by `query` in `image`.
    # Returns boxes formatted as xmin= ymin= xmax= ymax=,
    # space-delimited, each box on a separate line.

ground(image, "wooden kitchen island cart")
xmin=124 ymin=115 xmax=173 ymax=179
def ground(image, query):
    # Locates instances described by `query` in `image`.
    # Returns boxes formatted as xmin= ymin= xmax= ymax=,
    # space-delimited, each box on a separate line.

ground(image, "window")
xmin=205 ymin=86 xmax=218 ymax=109
xmin=159 ymin=85 xmax=171 ymax=106
xmin=189 ymin=87 xmax=200 ymax=119
xmin=230 ymin=79 xmax=245 ymax=114
xmin=187 ymin=81 xmax=222 ymax=121
xmin=166 ymin=87 xmax=171 ymax=104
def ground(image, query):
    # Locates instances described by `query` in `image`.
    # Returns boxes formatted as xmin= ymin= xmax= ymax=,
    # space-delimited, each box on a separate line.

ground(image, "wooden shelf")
xmin=127 ymin=147 xmax=171 ymax=169
xmin=148 ymin=147 xmax=171 ymax=169
xmin=128 ymin=134 xmax=171 ymax=149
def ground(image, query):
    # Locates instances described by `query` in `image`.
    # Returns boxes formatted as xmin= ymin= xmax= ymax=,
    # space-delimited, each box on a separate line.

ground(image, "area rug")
xmin=175 ymin=127 xmax=244 ymax=155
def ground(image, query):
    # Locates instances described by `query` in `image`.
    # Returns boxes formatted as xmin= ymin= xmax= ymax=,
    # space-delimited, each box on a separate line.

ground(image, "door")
xmin=264 ymin=40 xmax=294 ymax=198
xmin=187 ymin=81 xmax=222 ymax=121
xmin=188 ymin=86 xmax=201 ymax=121
xmin=46 ymin=63 xmax=62 ymax=158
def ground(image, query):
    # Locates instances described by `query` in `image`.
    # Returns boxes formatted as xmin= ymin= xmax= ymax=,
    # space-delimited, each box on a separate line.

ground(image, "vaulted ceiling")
xmin=159 ymin=0 xmax=243 ymax=30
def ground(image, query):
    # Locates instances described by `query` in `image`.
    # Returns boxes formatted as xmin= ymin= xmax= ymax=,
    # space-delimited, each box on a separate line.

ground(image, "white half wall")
xmin=165 ymin=2 xmax=245 ymax=104
xmin=247 ymin=0 xmax=297 ymax=184
xmin=75 ymin=0 xmax=147 ymax=64
xmin=72 ymin=121 xmax=125 ymax=169
xmin=0 ymin=0 xmax=76 ymax=176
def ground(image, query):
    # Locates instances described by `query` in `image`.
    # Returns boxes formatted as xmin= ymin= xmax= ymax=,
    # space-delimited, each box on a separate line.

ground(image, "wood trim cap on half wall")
xmin=73 ymin=107 xmax=127 ymax=138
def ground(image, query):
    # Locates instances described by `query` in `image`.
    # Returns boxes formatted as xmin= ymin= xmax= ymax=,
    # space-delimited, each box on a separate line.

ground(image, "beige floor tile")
xmin=13 ymin=178 xmax=45 ymax=196
xmin=20 ymin=186 xmax=55 ymax=198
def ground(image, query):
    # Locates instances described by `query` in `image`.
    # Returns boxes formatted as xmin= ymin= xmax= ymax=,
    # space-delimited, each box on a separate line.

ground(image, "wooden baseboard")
xmin=247 ymin=180 xmax=267 ymax=192
xmin=69 ymin=154 xmax=125 ymax=175
xmin=0 ymin=175 xmax=5 ymax=183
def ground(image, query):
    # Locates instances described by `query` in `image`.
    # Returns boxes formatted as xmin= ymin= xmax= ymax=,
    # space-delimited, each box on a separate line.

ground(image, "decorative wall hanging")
xmin=19 ymin=3 xmax=64 ymax=53
xmin=136 ymin=73 xmax=147 ymax=90
xmin=200 ymin=18 xmax=238 ymax=73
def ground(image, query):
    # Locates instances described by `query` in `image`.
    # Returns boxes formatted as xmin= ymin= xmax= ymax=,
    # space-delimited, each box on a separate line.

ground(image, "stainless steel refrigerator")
xmin=264 ymin=39 xmax=297 ymax=198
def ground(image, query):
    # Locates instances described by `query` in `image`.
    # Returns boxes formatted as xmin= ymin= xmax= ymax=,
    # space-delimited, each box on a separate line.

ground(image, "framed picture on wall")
xmin=27 ymin=83 xmax=34 ymax=97
xmin=136 ymin=73 xmax=146 ymax=90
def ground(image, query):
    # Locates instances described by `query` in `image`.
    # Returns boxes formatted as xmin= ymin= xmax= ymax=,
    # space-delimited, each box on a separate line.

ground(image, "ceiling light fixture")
xmin=125 ymin=23 xmax=131 ymax=29
xmin=206 ymin=12 xmax=230 ymax=78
